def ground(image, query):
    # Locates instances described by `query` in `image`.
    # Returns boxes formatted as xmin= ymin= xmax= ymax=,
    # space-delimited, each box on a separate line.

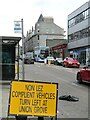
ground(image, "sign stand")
xmin=38 ymin=117 xmax=44 ymax=120
xmin=15 ymin=115 xmax=27 ymax=120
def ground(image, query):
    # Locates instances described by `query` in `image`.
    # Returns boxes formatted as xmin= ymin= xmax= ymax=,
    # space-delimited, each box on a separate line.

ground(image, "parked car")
xmin=63 ymin=57 xmax=80 ymax=68
xmin=24 ymin=52 xmax=34 ymax=64
xmin=24 ymin=57 xmax=34 ymax=64
xmin=54 ymin=58 xmax=63 ymax=65
xmin=76 ymin=66 xmax=90 ymax=83
xmin=46 ymin=56 xmax=55 ymax=64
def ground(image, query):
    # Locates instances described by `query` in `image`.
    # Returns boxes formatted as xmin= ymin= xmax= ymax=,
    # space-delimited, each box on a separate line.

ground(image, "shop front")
xmin=69 ymin=47 xmax=90 ymax=65
xmin=51 ymin=44 xmax=67 ymax=59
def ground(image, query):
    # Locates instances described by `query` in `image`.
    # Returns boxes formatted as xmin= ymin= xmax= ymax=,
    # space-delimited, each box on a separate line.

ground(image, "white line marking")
xmin=57 ymin=110 xmax=59 ymax=114
xmin=72 ymin=82 xmax=83 ymax=88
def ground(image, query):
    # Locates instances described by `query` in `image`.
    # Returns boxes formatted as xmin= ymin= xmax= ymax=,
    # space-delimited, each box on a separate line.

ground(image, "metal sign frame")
xmin=7 ymin=80 xmax=58 ymax=119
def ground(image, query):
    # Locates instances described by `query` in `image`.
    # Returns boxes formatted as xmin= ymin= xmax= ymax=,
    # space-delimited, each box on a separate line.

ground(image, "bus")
xmin=34 ymin=46 xmax=50 ymax=62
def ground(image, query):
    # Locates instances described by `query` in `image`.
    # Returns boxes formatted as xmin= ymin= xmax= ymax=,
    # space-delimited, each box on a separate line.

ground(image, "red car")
xmin=76 ymin=66 xmax=90 ymax=83
xmin=63 ymin=57 xmax=80 ymax=68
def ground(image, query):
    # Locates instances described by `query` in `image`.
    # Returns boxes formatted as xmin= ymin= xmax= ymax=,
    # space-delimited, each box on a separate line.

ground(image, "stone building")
xmin=24 ymin=14 xmax=67 ymax=58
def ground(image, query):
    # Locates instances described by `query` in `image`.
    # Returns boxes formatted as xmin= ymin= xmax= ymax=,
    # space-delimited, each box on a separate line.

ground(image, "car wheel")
xmin=77 ymin=73 xmax=82 ymax=84
xmin=55 ymin=61 xmax=57 ymax=65
xmin=27 ymin=60 xmax=30 ymax=64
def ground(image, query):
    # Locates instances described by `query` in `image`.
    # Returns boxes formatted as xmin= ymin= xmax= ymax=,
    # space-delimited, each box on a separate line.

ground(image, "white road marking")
xmin=71 ymin=82 xmax=87 ymax=89
xmin=72 ymin=82 xmax=82 ymax=87
xmin=57 ymin=110 xmax=59 ymax=113
xmin=53 ymin=65 xmax=78 ymax=74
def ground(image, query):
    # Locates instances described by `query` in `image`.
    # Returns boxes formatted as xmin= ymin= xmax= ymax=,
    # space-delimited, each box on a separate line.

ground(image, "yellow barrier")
xmin=15 ymin=64 xmax=18 ymax=74
xmin=48 ymin=60 xmax=51 ymax=65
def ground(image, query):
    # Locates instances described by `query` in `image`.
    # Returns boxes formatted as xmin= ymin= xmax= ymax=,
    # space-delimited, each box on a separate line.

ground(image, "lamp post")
xmin=21 ymin=18 xmax=25 ymax=80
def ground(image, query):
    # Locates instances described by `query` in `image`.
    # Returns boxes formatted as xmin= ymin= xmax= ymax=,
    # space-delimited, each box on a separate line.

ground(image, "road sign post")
xmin=21 ymin=18 xmax=25 ymax=80
xmin=14 ymin=19 xmax=25 ymax=80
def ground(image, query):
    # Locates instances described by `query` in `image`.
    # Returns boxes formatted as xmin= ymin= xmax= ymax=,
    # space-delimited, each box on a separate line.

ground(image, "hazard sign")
xmin=9 ymin=80 xmax=58 ymax=117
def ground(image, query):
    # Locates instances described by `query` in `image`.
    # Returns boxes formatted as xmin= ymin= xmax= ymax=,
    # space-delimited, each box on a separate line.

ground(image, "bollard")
xmin=48 ymin=60 xmax=51 ymax=65
xmin=15 ymin=64 xmax=18 ymax=74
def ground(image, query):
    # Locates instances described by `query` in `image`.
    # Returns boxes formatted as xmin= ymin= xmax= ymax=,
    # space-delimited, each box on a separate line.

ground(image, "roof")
xmin=0 ymin=36 xmax=21 ymax=46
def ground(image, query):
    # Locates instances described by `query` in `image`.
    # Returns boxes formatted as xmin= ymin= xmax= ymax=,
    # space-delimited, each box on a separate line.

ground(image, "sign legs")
xmin=15 ymin=115 xmax=27 ymax=120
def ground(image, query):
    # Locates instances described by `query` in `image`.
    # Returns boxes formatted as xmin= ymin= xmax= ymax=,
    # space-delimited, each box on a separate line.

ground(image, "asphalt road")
xmin=24 ymin=62 xmax=89 ymax=118
xmin=1 ymin=62 xmax=90 ymax=119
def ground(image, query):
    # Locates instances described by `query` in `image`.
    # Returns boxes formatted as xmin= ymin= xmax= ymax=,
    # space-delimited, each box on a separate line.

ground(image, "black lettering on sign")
xmin=36 ymin=92 xmax=55 ymax=99
xmin=36 ymin=85 xmax=43 ymax=92
xmin=42 ymin=100 xmax=47 ymax=106
xmin=32 ymin=99 xmax=41 ymax=106
xmin=19 ymin=106 xmax=32 ymax=113
xmin=34 ymin=106 xmax=47 ymax=113
xmin=25 ymin=85 xmax=35 ymax=91
xmin=36 ymin=92 xmax=43 ymax=99
xmin=20 ymin=98 xmax=31 ymax=105
xmin=12 ymin=91 xmax=15 ymax=97
xmin=12 ymin=91 xmax=19 ymax=97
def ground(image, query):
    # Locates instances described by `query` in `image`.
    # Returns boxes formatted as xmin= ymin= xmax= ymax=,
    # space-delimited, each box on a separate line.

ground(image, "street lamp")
xmin=21 ymin=18 xmax=25 ymax=80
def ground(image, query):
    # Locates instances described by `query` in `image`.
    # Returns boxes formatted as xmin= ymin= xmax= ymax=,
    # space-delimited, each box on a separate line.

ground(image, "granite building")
xmin=24 ymin=14 xmax=66 ymax=54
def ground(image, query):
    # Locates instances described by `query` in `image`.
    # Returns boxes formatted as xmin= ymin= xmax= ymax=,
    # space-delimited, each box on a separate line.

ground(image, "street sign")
xmin=8 ymin=80 xmax=58 ymax=117
xmin=14 ymin=21 xmax=22 ymax=33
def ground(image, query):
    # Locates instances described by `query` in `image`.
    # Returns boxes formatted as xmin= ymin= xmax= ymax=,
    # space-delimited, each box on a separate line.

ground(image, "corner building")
xmin=68 ymin=1 xmax=90 ymax=65
xmin=24 ymin=14 xmax=65 ymax=53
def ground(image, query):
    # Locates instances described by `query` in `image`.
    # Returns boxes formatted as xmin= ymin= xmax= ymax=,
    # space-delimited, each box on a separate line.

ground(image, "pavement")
xmin=0 ymin=70 xmax=23 ymax=120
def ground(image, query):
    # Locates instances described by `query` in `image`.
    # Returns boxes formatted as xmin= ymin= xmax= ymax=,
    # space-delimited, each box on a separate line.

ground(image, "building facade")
xmin=68 ymin=1 xmax=90 ymax=65
xmin=46 ymin=39 xmax=68 ymax=59
xmin=24 ymin=14 xmax=66 ymax=55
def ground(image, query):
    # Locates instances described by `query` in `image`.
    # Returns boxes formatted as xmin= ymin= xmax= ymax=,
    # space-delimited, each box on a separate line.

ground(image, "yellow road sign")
xmin=9 ymin=80 xmax=58 ymax=117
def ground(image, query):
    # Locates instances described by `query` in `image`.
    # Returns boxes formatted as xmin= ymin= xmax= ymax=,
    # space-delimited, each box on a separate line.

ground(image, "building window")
xmin=88 ymin=27 xmax=90 ymax=36
xmin=85 ymin=9 xmax=88 ymax=19
xmin=68 ymin=26 xmax=90 ymax=42
xmin=68 ymin=8 xmax=89 ymax=28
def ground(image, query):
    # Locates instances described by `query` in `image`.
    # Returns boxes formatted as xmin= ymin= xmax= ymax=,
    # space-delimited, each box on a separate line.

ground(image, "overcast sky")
xmin=0 ymin=0 xmax=88 ymax=40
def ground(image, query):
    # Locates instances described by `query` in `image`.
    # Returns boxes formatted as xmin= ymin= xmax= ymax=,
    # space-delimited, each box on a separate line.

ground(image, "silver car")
xmin=54 ymin=58 xmax=63 ymax=65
